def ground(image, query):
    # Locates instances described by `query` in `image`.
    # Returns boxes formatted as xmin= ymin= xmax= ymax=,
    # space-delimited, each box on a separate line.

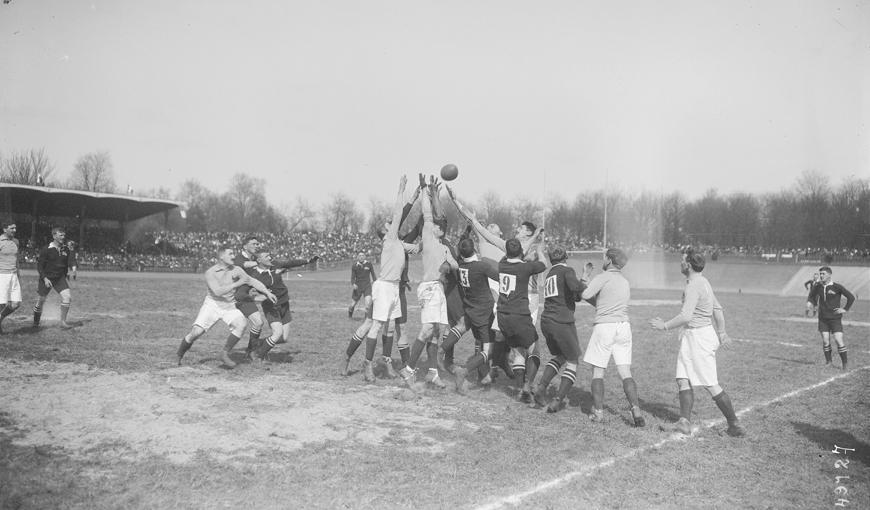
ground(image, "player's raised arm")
xmin=386 ymin=175 xmax=408 ymax=240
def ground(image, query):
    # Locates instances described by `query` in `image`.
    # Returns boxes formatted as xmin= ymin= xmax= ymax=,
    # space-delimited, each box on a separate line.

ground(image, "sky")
xmin=1 ymin=0 xmax=867 ymax=210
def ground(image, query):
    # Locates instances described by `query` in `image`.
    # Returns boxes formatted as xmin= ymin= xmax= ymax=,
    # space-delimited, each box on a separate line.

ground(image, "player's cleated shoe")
xmin=630 ymin=406 xmax=646 ymax=427
xmin=589 ymin=408 xmax=605 ymax=423
xmin=60 ymin=321 xmax=74 ymax=330
xmin=725 ymin=422 xmax=746 ymax=438
xmin=220 ymin=351 xmax=237 ymax=368
xmin=348 ymin=307 xmax=354 ymax=319
xmin=519 ymin=389 xmax=532 ymax=404
xmin=363 ymin=360 xmax=376 ymax=382
xmin=382 ymin=357 xmax=399 ymax=379
xmin=546 ymin=397 xmax=566 ymax=413
xmin=479 ymin=372 xmax=492 ymax=387
xmin=452 ymin=367 xmax=468 ymax=395
xmin=399 ymin=366 xmax=416 ymax=387
xmin=531 ymin=388 xmax=547 ymax=409
xmin=340 ymin=356 xmax=352 ymax=376
xmin=425 ymin=370 xmax=447 ymax=389
xmin=673 ymin=417 xmax=698 ymax=435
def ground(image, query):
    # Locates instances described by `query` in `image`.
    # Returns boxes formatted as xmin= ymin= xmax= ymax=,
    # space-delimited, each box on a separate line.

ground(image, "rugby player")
xmin=400 ymin=174 xmax=458 ymax=391
xmin=531 ymin=246 xmax=590 ymax=413
xmin=249 ymin=249 xmax=318 ymax=363
xmin=233 ymin=236 xmax=266 ymax=360
xmin=806 ymin=267 xmax=855 ymax=370
xmin=449 ymin=237 xmax=498 ymax=395
xmin=32 ymin=227 xmax=76 ymax=329
xmin=348 ymin=252 xmax=376 ymax=319
xmin=804 ymin=272 xmax=820 ymax=317
xmin=497 ymin=238 xmax=547 ymax=402
xmin=650 ymin=248 xmax=744 ymax=437
xmin=176 ymin=245 xmax=277 ymax=366
xmin=0 ymin=220 xmax=22 ymax=333
xmin=580 ymin=248 xmax=645 ymax=427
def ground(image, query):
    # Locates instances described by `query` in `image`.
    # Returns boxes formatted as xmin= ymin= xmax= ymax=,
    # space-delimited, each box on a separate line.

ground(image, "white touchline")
xmin=473 ymin=366 xmax=870 ymax=510
xmin=732 ymin=337 xmax=804 ymax=348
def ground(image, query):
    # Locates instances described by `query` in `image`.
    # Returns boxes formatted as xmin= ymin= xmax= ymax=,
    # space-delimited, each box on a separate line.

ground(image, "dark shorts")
xmin=263 ymin=301 xmax=292 ymax=325
xmin=468 ymin=316 xmax=495 ymax=345
xmin=395 ymin=282 xmax=409 ymax=324
xmin=37 ymin=276 xmax=69 ymax=296
xmin=498 ymin=312 xmax=538 ymax=349
xmin=818 ymin=316 xmax=843 ymax=334
xmin=352 ymin=285 xmax=372 ymax=302
xmin=541 ymin=318 xmax=581 ymax=361
xmin=235 ymin=300 xmax=260 ymax=318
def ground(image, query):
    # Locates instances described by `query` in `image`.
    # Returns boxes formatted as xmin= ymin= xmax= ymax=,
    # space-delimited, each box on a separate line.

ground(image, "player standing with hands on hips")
xmin=649 ymin=248 xmax=744 ymax=437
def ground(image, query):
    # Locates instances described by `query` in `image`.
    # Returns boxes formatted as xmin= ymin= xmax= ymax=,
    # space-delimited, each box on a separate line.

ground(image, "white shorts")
xmin=490 ymin=280 xmax=500 ymax=330
xmin=675 ymin=326 xmax=719 ymax=387
xmin=371 ymin=280 xmax=401 ymax=322
xmin=0 ymin=273 xmax=22 ymax=304
xmin=583 ymin=321 xmax=633 ymax=368
xmin=193 ymin=296 xmax=245 ymax=331
xmin=528 ymin=293 xmax=540 ymax=327
xmin=417 ymin=280 xmax=447 ymax=324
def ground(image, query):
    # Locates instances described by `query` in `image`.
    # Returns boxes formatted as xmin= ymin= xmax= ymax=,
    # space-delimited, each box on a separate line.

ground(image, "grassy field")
xmin=0 ymin=269 xmax=868 ymax=509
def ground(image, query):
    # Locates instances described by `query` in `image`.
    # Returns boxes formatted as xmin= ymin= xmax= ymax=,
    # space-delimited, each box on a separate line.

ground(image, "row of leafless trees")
xmin=0 ymin=148 xmax=117 ymax=193
xmin=2 ymin=148 xmax=867 ymax=250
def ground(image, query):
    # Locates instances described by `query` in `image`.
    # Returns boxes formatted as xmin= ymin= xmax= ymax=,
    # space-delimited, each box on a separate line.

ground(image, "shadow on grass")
xmin=638 ymin=400 xmax=681 ymax=423
xmin=767 ymin=356 xmax=816 ymax=366
xmin=792 ymin=421 xmax=870 ymax=468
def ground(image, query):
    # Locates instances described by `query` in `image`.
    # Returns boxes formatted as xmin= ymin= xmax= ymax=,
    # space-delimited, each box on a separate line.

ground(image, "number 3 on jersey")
xmin=499 ymin=273 xmax=516 ymax=295
xmin=544 ymin=274 xmax=559 ymax=298
xmin=458 ymin=268 xmax=470 ymax=288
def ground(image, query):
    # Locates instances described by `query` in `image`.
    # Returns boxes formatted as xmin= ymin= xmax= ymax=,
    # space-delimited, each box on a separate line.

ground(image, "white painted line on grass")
xmin=778 ymin=317 xmax=870 ymax=327
xmin=732 ymin=337 xmax=805 ymax=348
xmin=473 ymin=365 xmax=870 ymax=510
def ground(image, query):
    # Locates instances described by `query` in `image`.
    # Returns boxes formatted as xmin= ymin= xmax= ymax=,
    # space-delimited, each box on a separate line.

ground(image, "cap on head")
xmin=605 ymin=248 xmax=627 ymax=269
xmin=505 ymin=238 xmax=523 ymax=258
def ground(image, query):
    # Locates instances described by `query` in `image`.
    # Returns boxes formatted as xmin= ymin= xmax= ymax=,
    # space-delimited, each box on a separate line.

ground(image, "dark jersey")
xmin=541 ymin=263 xmax=586 ymax=324
xmin=351 ymin=260 xmax=376 ymax=289
xmin=458 ymin=258 xmax=498 ymax=324
xmin=441 ymin=240 xmax=463 ymax=317
xmin=807 ymin=282 xmax=855 ymax=320
xmin=37 ymin=242 xmax=70 ymax=279
xmin=252 ymin=268 xmax=289 ymax=305
xmin=233 ymin=250 xmax=259 ymax=301
xmin=497 ymin=258 xmax=547 ymax=315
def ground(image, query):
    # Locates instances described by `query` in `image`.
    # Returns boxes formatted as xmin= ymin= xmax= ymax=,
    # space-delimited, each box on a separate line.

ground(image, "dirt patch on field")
xmin=0 ymin=359 xmax=466 ymax=465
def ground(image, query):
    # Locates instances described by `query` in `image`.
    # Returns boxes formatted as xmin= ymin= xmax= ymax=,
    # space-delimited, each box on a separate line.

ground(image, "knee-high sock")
xmin=537 ymin=359 xmax=563 ymax=391
xmin=712 ymin=390 xmax=738 ymax=425
xmin=837 ymin=346 xmax=848 ymax=366
xmin=591 ymin=378 xmax=604 ymax=411
xmin=556 ymin=364 xmax=577 ymax=399
xmin=425 ymin=342 xmax=439 ymax=370
xmin=381 ymin=334 xmax=394 ymax=358
xmin=441 ymin=326 xmax=463 ymax=366
xmin=678 ymin=389 xmax=694 ymax=421
xmin=346 ymin=333 xmax=363 ymax=358
xmin=0 ymin=305 xmax=14 ymax=319
xmin=60 ymin=302 xmax=70 ymax=323
xmin=524 ymin=354 xmax=541 ymax=389
xmin=823 ymin=344 xmax=833 ymax=363
xmin=247 ymin=326 xmax=261 ymax=350
xmin=407 ymin=339 xmax=426 ymax=369
xmin=364 ymin=335 xmax=378 ymax=361
xmin=224 ymin=334 xmax=241 ymax=352
xmin=622 ymin=377 xmax=640 ymax=408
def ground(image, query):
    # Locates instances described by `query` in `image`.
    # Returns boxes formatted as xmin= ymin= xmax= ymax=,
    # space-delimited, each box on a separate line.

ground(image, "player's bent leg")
xmin=178 ymin=325 xmax=206 ymax=365
xmin=616 ymin=364 xmax=644 ymax=427
xmin=533 ymin=355 xmax=564 ymax=409
xmin=362 ymin=320 xmax=385 ymax=383
xmin=707 ymin=385 xmax=744 ymax=437
xmin=547 ymin=360 xmax=577 ymax=413
xmin=674 ymin=378 xmax=697 ymax=435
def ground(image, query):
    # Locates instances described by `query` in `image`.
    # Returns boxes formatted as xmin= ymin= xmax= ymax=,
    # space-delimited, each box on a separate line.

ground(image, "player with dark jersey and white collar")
xmin=497 ymin=238 xmax=548 ymax=403
xmin=531 ymin=246 xmax=591 ymax=412
xmin=448 ymin=237 xmax=499 ymax=395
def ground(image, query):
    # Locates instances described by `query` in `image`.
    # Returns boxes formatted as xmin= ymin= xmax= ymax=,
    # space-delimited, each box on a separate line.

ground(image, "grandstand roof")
xmin=0 ymin=184 xmax=185 ymax=222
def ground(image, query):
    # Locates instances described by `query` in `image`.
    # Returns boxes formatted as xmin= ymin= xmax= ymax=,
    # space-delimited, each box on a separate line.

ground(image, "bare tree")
xmin=322 ymin=193 xmax=360 ymax=233
xmin=284 ymin=196 xmax=318 ymax=233
xmin=0 ymin=148 xmax=55 ymax=185
xmin=366 ymin=197 xmax=391 ymax=234
xmin=68 ymin=151 xmax=116 ymax=193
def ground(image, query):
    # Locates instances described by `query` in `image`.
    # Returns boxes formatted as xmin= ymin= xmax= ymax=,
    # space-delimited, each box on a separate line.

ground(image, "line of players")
xmin=0 ymin=222 xmax=79 ymax=333
xmin=339 ymin=174 xmax=746 ymax=437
